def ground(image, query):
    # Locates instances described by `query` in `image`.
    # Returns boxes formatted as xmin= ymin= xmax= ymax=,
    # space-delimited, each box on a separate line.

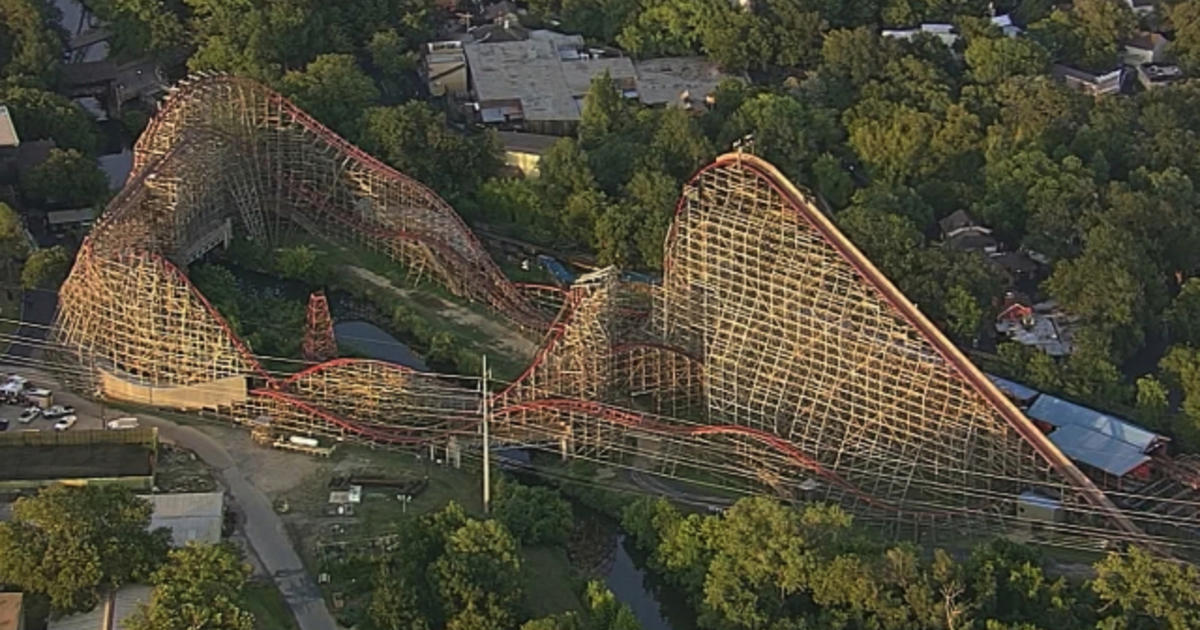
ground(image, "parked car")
xmin=106 ymin=417 xmax=139 ymax=430
xmin=0 ymin=376 xmax=28 ymax=404
xmin=17 ymin=406 xmax=40 ymax=423
xmin=53 ymin=415 xmax=77 ymax=431
xmin=42 ymin=405 xmax=75 ymax=420
xmin=0 ymin=418 xmax=8 ymax=431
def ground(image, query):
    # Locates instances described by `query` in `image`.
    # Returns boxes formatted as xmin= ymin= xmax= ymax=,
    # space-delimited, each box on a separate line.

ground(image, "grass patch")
xmin=521 ymin=545 xmax=582 ymax=618
xmin=244 ymin=580 xmax=300 ymax=630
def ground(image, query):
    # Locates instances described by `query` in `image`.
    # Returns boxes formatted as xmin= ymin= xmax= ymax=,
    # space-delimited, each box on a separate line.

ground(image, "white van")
xmin=106 ymin=417 xmax=139 ymax=430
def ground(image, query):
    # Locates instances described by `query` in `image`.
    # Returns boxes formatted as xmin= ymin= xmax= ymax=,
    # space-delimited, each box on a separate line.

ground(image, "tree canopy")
xmin=0 ymin=485 xmax=170 ymax=613
xmin=124 ymin=543 xmax=256 ymax=630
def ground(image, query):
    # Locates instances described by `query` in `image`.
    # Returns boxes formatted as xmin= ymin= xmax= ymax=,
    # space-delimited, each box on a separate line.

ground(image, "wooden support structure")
xmin=50 ymin=75 xmax=1184 ymax=553
xmin=302 ymin=291 xmax=337 ymax=363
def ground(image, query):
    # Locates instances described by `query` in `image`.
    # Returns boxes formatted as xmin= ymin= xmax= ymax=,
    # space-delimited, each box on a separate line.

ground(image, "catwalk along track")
xmin=53 ymin=75 xmax=1162 ymax=548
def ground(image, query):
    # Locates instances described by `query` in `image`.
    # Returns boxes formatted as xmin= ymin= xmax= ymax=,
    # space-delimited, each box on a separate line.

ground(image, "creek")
xmin=333 ymin=320 xmax=428 ymax=371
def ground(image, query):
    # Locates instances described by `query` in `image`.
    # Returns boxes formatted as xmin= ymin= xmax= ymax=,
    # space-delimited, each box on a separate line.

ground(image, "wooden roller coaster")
xmin=51 ymin=75 xmax=1199 ymax=552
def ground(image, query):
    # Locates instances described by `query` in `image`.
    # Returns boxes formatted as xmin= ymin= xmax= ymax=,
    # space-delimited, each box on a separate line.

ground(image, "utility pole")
xmin=481 ymin=354 xmax=491 ymax=515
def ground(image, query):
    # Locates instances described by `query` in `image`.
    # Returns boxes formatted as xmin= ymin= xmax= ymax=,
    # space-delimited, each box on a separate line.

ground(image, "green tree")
xmin=965 ymin=36 xmax=1050 ymax=84
xmin=989 ymin=76 xmax=1084 ymax=152
xmin=538 ymin=138 xmax=596 ymax=218
xmin=1026 ymin=350 xmax=1064 ymax=393
xmin=945 ymin=284 xmax=982 ymax=344
xmin=812 ymin=153 xmax=854 ymax=209
xmin=641 ymin=107 xmax=713 ymax=181
xmin=624 ymin=169 xmax=679 ymax=269
xmin=478 ymin=178 xmax=555 ymax=242
xmin=274 ymin=244 xmax=328 ymax=285
xmin=0 ymin=86 xmax=99 ymax=154
xmin=615 ymin=0 xmax=702 ymax=58
xmin=1169 ymin=0 xmax=1200 ymax=73
xmin=1161 ymin=345 xmax=1200 ymax=422
xmin=86 ymin=0 xmax=188 ymax=57
xmin=20 ymin=149 xmax=110 ymax=207
xmin=593 ymin=202 xmax=639 ymax=267
xmin=186 ymin=0 xmax=321 ymax=79
xmin=0 ymin=202 xmax=29 ymax=279
xmin=426 ymin=331 xmax=461 ymax=372
xmin=1071 ymin=0 xmax=1135 ymax=71
xmin=367 ymin=28 xmax=420 ymax=100
xmin=847 ymin=104 xmax=941 ymax=184
xmin=836 ymin=206 xmax=923 ymax=280
xmin=369 ymin=563 xmax=431 ymax=630
xmin=189 ymin=264 xmax=241 ymax=326
xmin=21 ymin=245 xmax=70 ymax=290
xmin=522 ymin=613 xmax=582 ymax=630
xmin=820 ymin=27 xmax=888 ymax=87
xmin=702 ymin=499 xmax=852 ymax=629
xmin=434 ymin=519 xmax=524 ymax=630
xmin=124 ymin=543 xmax=255 ymax=630
xmin=492 ymin=478 xmax=573 ymax=545
xmin=360 ymin=102 xmax=501 ymax=198
xmin=0 ymin=486 xmax=170 ymax=613
xmin=1045 ymin=223 xmax=1159 ymax=360
xmin=1134 ymin=375 xmax=1170 ymax=428
xmin=584 ymin=581 xmax=642 ymax=630
xmin=0 ymin=0 xmax=61 ymax=85
xmin=621 ymin=497 xmax=681 ymax=555
xmin=1092 ymin=546 xmax=1200 ymax=630
xmin=281 ymin=54 xmax=380 ymax=139
xmin=580 ymin=71 xmax=627 ymax=147
xmin=965 ymin=538 xmax=1080 ymax=628
xmin=1166 ymin=278 xmax=1200 ymax=347
xmin=564 ymin=188 xmax=608 ymax=249
xmin=721 ymin=93 xmax=839 ymax=182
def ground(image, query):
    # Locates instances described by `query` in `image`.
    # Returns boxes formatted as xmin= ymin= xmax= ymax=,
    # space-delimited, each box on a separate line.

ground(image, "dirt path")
xmin=342 ymin=265 xmax=540 ymax=359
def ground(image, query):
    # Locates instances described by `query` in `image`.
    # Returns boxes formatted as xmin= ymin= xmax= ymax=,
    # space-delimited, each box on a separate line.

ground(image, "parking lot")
xmin=0 ymin=371 xmax=104 ymax=433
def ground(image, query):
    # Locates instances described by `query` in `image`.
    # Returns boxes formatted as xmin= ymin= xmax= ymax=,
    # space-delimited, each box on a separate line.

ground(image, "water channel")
xmin=605 ymin=535 xmax=696 ymax=630
xmin=333 ymin=320 xmax=428 ymax=371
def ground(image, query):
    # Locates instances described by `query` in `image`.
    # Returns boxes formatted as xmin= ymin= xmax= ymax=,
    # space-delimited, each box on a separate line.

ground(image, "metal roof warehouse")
xmin=1027 ymin=395 xmax=1169 ymax=478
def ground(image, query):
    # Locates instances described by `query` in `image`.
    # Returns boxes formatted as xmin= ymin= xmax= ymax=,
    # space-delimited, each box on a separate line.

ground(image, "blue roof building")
xmin=1027 ymin=395 xmax=1169 ymax=478
xmin=987 ymin=374 xmax=1040 ymax=404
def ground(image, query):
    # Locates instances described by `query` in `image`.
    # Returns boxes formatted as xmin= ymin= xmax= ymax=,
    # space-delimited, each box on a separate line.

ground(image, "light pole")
xmin=481 ymin=354 xmax=491 ymax=515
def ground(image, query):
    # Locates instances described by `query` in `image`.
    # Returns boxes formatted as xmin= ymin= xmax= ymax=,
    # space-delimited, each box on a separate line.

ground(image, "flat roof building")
xmin=138 ymin=491 xmax=224 ymax=546
xmin=633 ymin=57 xmax=731 ymax=110
xmin=463 ymin=31 xmax=636 ymax=134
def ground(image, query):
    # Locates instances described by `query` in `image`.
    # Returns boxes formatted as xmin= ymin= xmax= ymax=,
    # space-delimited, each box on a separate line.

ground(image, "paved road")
xmin=0 ymin=289 xmax=56 ymax=360
xmin=628 ymin=469 xmax=732 ymax=511
xmin=1 ymin=360 xmax=337 ymax=630
xmin=139 ymin=417 xmax=338 ymax=630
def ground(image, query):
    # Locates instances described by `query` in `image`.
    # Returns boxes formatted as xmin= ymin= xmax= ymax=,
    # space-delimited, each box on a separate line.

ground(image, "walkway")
xmin=140 ymin=417 xmax=338 ymax=630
